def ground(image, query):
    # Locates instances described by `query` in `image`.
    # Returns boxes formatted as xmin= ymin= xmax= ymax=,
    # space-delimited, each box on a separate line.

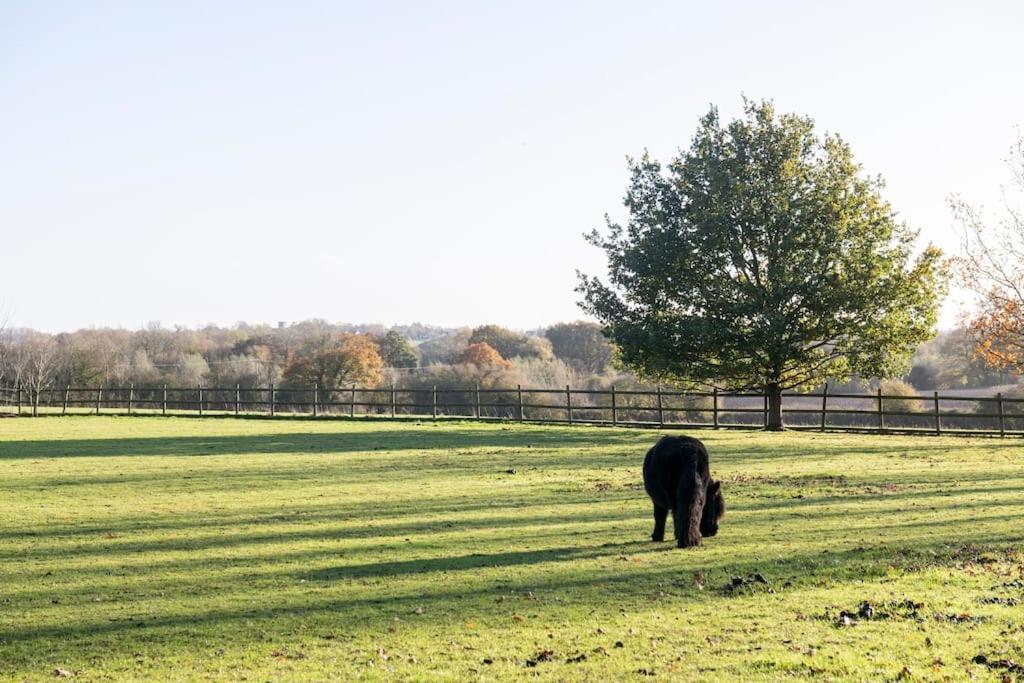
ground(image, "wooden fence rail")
xmin=1 ymin=383 xmax=1022 ymax=437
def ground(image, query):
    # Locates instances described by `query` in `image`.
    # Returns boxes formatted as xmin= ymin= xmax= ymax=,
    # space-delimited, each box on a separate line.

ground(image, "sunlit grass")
xmin=1 ymin=416 xmax=1022 ymax=681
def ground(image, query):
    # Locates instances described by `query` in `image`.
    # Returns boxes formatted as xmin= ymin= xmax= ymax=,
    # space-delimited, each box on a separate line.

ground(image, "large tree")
xmin=578 ymin=100 xmax=946 ymax=429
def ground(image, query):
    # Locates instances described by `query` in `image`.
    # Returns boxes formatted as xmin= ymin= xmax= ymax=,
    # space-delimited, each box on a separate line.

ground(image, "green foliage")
xmin=378 ymin=329 xmax=419 ymax=369
xmin=544 ymin=321 xmax=614 ymax=373
xmin=578 ymin=99 xmax=948 ymax=408
xmin=2 ymin=418 xmax=1022 ymax=680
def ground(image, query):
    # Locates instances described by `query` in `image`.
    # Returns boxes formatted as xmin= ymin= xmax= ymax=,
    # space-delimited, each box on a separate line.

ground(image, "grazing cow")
xmin=642 ymin=435 xmax=725 ymax=548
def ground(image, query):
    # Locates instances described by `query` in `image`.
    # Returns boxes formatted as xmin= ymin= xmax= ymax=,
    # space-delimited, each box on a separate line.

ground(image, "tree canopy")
xmin=578 ymin=99 xmax=947 ymax=428
xmin=458 ymin=342 xmax=511 ymax=368
xmin=378 ymin=330 xmax=419 ymax=369
xmin=282 ymin=332 xmax=383 ymax=395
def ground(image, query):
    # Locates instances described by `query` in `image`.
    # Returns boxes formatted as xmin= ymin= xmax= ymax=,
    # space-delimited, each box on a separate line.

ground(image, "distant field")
xmin=1 ymin=417 xmax=1023 ymax=681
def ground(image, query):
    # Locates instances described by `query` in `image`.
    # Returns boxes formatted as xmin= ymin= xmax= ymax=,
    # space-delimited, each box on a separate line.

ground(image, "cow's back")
xmin=642 ymin=436 xmax=710 ymax=509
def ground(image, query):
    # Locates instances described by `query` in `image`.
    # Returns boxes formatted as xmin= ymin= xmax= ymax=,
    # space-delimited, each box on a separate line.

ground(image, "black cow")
xmin=642 ymin=435 xmax=725 ymax=548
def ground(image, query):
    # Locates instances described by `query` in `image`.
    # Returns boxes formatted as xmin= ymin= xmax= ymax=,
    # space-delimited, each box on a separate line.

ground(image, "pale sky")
xmin=2 ymin=1 xmax=1022 ymax=333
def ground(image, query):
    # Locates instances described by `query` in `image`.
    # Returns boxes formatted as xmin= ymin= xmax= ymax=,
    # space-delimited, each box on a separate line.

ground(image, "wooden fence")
xmin=2 ymin=383 xmax=1024 ymax=436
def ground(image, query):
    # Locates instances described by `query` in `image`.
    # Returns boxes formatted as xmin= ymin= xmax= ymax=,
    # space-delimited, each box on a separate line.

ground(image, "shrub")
xmin=879 ymin=379 xmax=924 ymax=414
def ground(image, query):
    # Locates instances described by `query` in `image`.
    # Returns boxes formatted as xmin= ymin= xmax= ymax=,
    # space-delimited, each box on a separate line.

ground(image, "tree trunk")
xmin=765 ymin=382 xmax=783 ymax=430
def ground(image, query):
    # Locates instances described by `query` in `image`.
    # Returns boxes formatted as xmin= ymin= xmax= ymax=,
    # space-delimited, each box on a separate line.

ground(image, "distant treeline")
xmin=0 ymin=320 xmax=621 ymax=402
xmin=0 ymin=320 xmax=1015 ymax=406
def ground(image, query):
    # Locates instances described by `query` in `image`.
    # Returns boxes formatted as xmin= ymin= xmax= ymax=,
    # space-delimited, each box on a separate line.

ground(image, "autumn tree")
xmin=578 ymin=99 xmax=947 ymax=429
xmin=544 ymin=321 xmax=614 ymax=373
xmin=282 ymin=332 xmax=384 ymax=397
xmin=458 ymin=342 xmax=511 ymax=368
xmin=953 ymin=134 xmax=1024 ymax=370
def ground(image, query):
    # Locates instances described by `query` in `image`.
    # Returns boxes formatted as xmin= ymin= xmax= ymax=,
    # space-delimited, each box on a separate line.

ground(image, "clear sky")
xmin=2 ymin=1 xmax=1022 ymax=333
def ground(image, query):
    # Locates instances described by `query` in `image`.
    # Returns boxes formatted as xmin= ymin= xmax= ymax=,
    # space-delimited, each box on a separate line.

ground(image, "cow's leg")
xmin=676 ymin=472 xmax=706 ymax=548
xmin=651 ymin=504 xmax=669 ymax=541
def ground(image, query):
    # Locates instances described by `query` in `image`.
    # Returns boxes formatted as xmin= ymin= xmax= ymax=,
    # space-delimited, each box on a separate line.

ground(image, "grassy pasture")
xmin=1 ymin=417 xmax=1023 ymax=681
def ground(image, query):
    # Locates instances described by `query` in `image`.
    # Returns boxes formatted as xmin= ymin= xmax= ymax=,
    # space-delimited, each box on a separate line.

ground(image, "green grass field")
xmin=1 ymin=417 xmax=1023 ymax=681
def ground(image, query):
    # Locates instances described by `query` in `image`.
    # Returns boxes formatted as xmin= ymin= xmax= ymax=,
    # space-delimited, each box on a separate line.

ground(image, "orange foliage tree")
xmin=458 ymin=342 xmax=511 ymax=368
xmin=282 ymin=333 xmax=384 ymax=396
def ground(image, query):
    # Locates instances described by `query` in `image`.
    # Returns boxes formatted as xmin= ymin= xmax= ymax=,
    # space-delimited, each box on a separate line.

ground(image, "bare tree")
xmin=0 ymin=313 xmax=10 ymax=408
xmin=953 ymin=134 xmax=1024 ymax=369
xmin=12 ymin=331 xmax=61 ymax=416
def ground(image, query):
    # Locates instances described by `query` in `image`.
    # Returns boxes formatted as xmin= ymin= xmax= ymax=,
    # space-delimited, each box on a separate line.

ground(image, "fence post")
xmin=820 ymin=383 xmax=829 ymax=432
xmin=234 ymin=384 xmax=239 ymax=416
xmin=432 ymin=385 xmax=437 ymax=420
xmin=270 ymin=383 xmax=275 ymax=416
xmin=611 ymin=385 xmax=617 ymax=426
xmin=517 ymin=384 xmax=524 ymax=422
xmin=128 ymin=384 xmax=134 ymax=415
xmin=198 ymin=385 xmax=204 ymax=416
xmin=566 ymin=384 xmax=573 ymax=424
xmin=657 ymin=384 xmax=664 ymax=428
xmin=96 ymin=386 xmax=102 ymax=415
xmin=162 ymin=385 xmax=167 ymax=415
xmin=877 ymin=387 xmax=884 ymax=431
xmin=63 ymin=385 xmax=70 ymax=415
xmin=16 ymin=387 xmax=21 ymax=415
xmin=313 ymin=383 xmax=318 ymax=417
xmin=997 ymin=392 xmax=1005 ymax=437
xmin=712 ymin=388 xmax=719 ymax=428
xmin=475 ymin=384 xmax=481 ymax=419
xmin=391 ymin=384 xmax=397 ymax=418
xmin=763 ymin=391 xmax=768 ymax=429
xmin=350 ymin=384 xmax=356 ymax=417
xmin=933 ymin=391 xmax=941 ymax=436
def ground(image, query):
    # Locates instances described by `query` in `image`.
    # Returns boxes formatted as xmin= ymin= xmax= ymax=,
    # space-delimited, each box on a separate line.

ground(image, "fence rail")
xmin=1 ymin=383 xmax=1022 ymax=436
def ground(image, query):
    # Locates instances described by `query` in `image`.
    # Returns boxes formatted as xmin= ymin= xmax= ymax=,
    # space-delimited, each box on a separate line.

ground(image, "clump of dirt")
xmin=525 ymin=649 xmax=554 ymax=667
xmin=973 ymin=654 xmax=1023 ymax=675
xmin=723 ymin=573 xmax=773 ymax=596
xmin=979 ymin=596 xmax=1019 ymax=606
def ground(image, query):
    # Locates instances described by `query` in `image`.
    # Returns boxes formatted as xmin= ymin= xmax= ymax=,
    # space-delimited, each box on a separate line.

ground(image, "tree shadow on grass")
xmin=6 ymin=484 xmax=1023 ymax=607
xmin=3 ymin=530 xmax=1022 ymax=653
xmin=0 ymin=426 xmax=648 ymax=461
xmin=6 ymin=423 xmax=1020 ymax=462
xmin=0 ymin=503 xmax=638 ymax=563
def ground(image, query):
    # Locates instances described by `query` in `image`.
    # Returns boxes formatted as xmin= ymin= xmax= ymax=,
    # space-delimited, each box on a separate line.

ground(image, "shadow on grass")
xmin=3 ymin=530 xmax=1022 ymax=650
xmin=0 ymin=502 xmax=638 ymax=563
xmin=4 ymin=422 xmax=1024 ymax=669
xmin=5 ymin=467 xmax=1022 ymax=561
xmin=5 ymin=423 xmax=1022 ymax=463
xmin=6 ymin=485 xmax=1023 ymax=604
xmin=0 ymin=427 xmax=647 ymax=461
